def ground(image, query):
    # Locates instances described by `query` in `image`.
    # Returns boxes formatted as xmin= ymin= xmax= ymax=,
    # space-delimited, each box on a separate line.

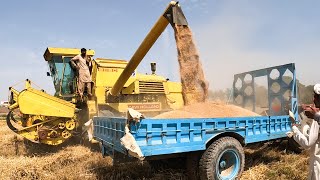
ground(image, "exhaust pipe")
xmin=151 ymin=62 xmax=156 ymax=75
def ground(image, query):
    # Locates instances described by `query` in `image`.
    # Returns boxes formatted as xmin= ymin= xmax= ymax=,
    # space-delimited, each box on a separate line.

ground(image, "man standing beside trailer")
xmin=289 ymin=84 xmax=320 ymax=180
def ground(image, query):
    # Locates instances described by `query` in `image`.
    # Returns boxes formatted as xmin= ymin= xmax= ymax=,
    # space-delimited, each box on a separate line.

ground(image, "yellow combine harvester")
xmin=6 ymin=1 xmax=188 ymax=145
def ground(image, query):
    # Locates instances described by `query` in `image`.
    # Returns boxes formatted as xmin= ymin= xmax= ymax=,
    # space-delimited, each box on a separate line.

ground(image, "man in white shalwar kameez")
xmin=291 ymin=84 xmax=320 ymax=180
xmin=71 ymin=48 xmax=92 ymax=99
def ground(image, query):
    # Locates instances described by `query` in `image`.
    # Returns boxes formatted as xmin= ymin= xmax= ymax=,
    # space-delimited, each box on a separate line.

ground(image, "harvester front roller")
xmin=6 ymin=111 xmax=76 ymax=145
xmin=7 ymin=79 xmax=79 ymax=145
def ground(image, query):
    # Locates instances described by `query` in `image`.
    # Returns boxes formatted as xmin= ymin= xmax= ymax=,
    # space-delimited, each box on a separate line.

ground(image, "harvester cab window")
xmin=49 ymin=56 xmax=62 ymax=95
xmin=62 ymin=57 xmax=77 ymax=95
xmin=48 ymin=56 xmax=76 ymax=97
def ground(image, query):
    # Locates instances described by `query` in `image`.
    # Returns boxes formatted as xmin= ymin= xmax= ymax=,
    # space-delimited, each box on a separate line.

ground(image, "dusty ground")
xmin=0 ymin=120 xmax=308 ymax=180
xmin=0 ymin=108 xmax=9 ymax=121
xmin=0 ymin=107 xmax=9 ymax=114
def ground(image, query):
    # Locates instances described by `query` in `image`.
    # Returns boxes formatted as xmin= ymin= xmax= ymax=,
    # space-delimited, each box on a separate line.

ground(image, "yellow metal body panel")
xmin=87 ymin=100 xmax=97 ymax=119
xmin=164 ymin=81 xmax=183 ymax=93
xmin=44 ymin=47 xmax=95 ymax=61
xmin=92 ymin=59 xmax=135 ymax=88
xmin=95 ymin=58 xmax=128 ymax=67
xmin=94 ymin=86 xmax=106 ymax=104
xmin=18 ymin=88 xmax=75 ymax=118
xmin=164 ymin=81 xmax=184 ymax=110
xmin=136 ymin=74 xmax=166 ymax=82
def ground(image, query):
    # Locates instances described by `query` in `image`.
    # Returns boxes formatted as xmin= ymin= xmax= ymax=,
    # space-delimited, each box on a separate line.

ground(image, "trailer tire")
xmin=199 ymin=137 xmax=244 ymax=180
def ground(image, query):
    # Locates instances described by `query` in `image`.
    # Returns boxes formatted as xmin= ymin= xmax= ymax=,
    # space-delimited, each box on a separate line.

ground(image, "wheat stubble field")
xmin=0 ymin=120 xmax=308 ymax=180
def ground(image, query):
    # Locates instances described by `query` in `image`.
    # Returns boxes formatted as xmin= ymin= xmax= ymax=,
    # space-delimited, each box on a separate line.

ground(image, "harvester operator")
xmin=289 ymin=84 xmax=320 ymax=180
xmin=71 ymin=48 xmax=92 ymax=99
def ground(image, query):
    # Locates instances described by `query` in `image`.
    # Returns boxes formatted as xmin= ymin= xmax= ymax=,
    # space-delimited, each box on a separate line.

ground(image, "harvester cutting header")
xmin=6 ymin=1 xmax=189 ymax=145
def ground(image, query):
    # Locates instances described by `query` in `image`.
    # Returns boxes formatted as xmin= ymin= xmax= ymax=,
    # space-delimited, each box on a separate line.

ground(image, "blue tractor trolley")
xmin=93 ymin=63 xmax=299 ymax=180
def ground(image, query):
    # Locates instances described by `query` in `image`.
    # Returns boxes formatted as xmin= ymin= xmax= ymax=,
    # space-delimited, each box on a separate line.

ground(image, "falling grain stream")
xmin=174 ymin=25 xmax=209 ymax=105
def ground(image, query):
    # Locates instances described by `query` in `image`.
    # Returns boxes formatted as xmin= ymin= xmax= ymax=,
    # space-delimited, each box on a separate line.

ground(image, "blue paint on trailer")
xmin=93 ymin=115 xmax=292 ymax=157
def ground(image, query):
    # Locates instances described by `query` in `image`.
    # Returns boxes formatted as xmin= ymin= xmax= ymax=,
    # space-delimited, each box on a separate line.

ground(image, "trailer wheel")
xmin=199 ymin=137 xmax=244 ymax=180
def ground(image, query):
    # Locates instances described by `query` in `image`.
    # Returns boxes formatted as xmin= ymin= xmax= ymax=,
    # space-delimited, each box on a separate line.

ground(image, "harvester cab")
xmin=43 ymin=47 xmax=95 ymax=101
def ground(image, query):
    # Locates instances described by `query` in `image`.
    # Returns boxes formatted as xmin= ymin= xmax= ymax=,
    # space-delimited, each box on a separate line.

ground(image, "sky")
xmin=1 ymin=0 xmax=320 ymax=101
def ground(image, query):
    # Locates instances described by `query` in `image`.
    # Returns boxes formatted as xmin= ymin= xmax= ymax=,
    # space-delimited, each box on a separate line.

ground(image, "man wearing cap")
xmin=289 ymin=84 xmax=320 ymax=180
xmin=71 ymin=48 xmax=92 ymax=100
